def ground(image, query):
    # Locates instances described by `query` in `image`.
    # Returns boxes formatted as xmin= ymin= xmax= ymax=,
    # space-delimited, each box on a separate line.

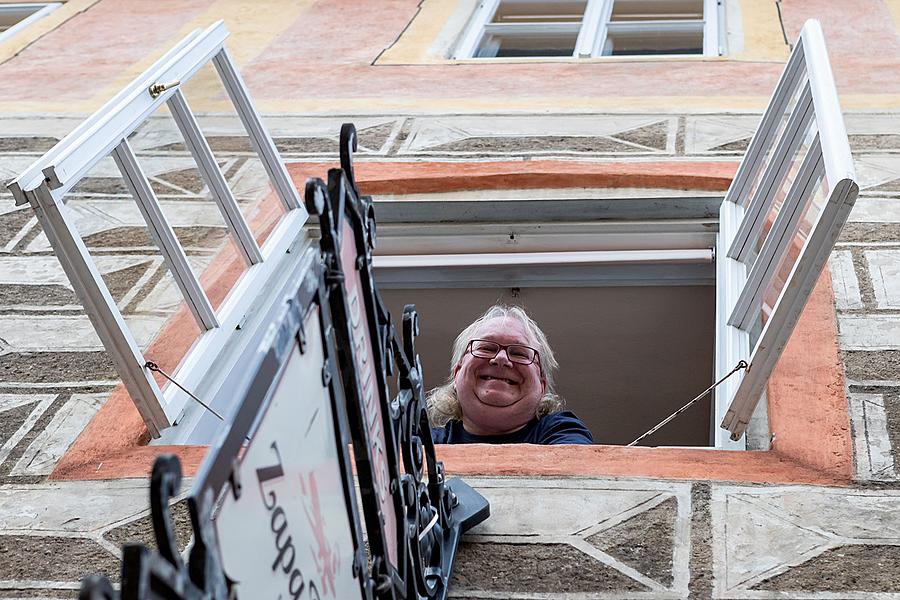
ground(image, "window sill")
xmin=433 ymin=270 xmax=851 ymax=487
xmin=51 ymin=160 xmax=853 ymax=486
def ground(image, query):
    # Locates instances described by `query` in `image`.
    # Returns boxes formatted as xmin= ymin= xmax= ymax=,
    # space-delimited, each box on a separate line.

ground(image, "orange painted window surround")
xmin=53 ymin=161 xmax=853 ymax=486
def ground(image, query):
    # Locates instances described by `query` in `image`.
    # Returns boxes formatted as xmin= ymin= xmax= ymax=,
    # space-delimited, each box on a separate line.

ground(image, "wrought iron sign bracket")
xmin=78 ymin=123 xmax=489 ymax=600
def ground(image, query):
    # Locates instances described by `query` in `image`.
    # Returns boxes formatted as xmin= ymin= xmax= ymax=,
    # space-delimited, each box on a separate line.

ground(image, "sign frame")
xmin=306 ymin=124 xmax=490 ymax=600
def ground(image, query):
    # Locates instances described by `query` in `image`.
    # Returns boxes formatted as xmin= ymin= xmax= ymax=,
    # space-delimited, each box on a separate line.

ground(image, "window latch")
xmin=148 ymin=80 xmax=181 ymax=99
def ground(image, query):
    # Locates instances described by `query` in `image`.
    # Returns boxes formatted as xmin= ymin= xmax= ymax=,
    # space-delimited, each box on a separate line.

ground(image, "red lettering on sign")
xmin=300 ymin=472 xmax=339 ymax=598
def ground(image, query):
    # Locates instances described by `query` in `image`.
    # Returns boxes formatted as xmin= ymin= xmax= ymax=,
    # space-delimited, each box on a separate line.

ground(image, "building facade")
xmin=1 ymin=0 xmax=900 ymax=597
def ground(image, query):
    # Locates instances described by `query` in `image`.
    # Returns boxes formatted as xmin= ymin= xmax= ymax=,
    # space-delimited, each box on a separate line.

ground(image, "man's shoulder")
xmin=534 ymin=411 xmax=594 ymax=445
xmin=431 ymin=424 xmax=451 ymax=444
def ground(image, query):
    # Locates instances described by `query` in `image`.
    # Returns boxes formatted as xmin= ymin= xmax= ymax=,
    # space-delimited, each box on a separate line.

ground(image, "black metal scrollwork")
xmin=307 ymin=123 xmax=489 ymax=600
xmin=79 ymin=455 xmax=228 ymax=599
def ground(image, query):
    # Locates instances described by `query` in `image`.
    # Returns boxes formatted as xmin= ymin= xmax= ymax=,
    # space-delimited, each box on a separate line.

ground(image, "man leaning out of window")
xmin=427 ymin=305 xmax=593 ymax=445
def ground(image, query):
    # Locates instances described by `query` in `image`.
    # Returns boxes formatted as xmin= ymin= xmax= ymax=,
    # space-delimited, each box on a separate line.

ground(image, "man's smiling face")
xmin=453 ymin=316 xmax=546 ymax=436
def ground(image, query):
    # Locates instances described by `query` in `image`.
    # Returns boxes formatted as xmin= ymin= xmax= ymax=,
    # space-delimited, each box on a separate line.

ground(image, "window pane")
xmin=611 ymin=0 xmax=704 ymax=21
xmin=603 ymin=28 xmax=703 ymax=55
xmin=737 ymin=73 xmax=807 ymax=209
xmin=747 ymin=173 xmax=827 ymax=350
xmin=745 ymin=119 xmax=819 ymax=267
xmin=477 ymin=32 xmax=578 ymax=57
xmin=493 ymin=1 xmax=587 ymax=23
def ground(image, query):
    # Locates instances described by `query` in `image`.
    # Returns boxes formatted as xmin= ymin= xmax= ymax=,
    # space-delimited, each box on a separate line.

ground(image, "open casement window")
xmin=714 ymin=20 xmax=858 ymax=448
xmin=8 ymin=22 xmax=307 ymax=439
xmin=454 ymin=0 xmax=719 ymax=59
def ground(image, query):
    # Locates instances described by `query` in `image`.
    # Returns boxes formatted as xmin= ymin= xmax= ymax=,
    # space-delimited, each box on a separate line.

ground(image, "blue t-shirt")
xmin=430 ymin=410 xmax=593 ymax=445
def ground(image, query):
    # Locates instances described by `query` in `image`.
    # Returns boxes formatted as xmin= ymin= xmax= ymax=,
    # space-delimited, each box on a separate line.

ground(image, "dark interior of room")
xmin=381 ymin=285 xmax=716 ymax=446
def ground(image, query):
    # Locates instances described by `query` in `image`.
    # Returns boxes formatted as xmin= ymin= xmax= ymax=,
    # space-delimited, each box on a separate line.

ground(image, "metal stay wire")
xmin=146 ymin=352 xmax=748 ymax=444
xmin=145 ymin=361 xmax=225 ymax=422
xmin=627 ymin=360 xmax=749 ymax=447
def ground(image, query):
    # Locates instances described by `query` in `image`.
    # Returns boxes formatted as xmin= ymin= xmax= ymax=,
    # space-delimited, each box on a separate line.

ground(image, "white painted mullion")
xmin=590 ymin=0 xmax=615 ymax=56
xmin=702 ymin=0 xmax=719 ymax=56
xmin=454 ymin=0 xmax=500 ymax=58
xmin=728 ymin=140 xmax=824 ymax=330
xmin=728 ymin=82 xmax=814 ymax=262
xmin=482 ymin=22 xmax=582 ymax=35
xmin=211 ymin=49 xmax=302 ymax=213
xmin=167 ymin=89 xmax=263 ymax=266
xmin=112 ymin=139 xmax=219 ymax=331
xmin=605 ymin=20 xmax=705 ymax=34
xmin=27 ymin=185 xmax=169 ymax=437
xmin=575 ymin=0 xmax=605 ymax=57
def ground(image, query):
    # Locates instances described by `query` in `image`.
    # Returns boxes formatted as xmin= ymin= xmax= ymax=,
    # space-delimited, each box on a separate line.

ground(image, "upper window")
xmin=454 ymin=0 xmax=719 ymax=59
xmin=0 ymin=3 xmax=61 ymax=43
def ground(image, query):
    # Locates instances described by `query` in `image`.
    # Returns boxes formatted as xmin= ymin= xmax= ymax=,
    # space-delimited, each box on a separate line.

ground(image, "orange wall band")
xmin=52 ymin=160 xmax=853 ymax=486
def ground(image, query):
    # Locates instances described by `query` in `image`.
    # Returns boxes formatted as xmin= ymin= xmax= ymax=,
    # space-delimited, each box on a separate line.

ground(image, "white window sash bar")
xmin=723 ymin=40 xmax=806 ymax=208
xmin=373 ymin=248 xmax=712 ymax=269
xmin=728 ymin=82 xmax=814 ymax=262
xmin=575 ymin=0 xmax=605 ymax=57
xmin=167 ymin=89 xmax=263 ymax=266
xmin=589 ymin=0 xmax=615 ymax=56
xmin=211 ymin=48 xmax=302 ymax=213
xmin=7 ymin=26 xmax=206 ymax=205
xmin=35 ymin=22 xmax=229 ymax=200
xmin=714 ymin=199 xmax=750 ymax=450
xmin=727 ymin=139 xmax=824 ymax=329
xmin=454 ymin=0 xmax=500 ymax=59
xmin=26 ymin=185 xmax=170 ymax=436
xmin=112 ymin=139 xmax=219 ymax=331
xmin=603 ymin=20 xmax=705 ymax=34
xmin=721 ymin=178 xmax=857 ymax=439
xmin=482 ymin=22 xmax=583 ymax=35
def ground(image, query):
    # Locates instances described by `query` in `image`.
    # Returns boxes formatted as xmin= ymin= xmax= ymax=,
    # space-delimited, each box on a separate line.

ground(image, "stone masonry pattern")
xmin=1 ymin=112 xmax=900 ymax=598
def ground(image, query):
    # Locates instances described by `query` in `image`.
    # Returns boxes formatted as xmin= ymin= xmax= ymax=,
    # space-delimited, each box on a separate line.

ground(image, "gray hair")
xmin=426 ymin=304 xmax=563 ymax=426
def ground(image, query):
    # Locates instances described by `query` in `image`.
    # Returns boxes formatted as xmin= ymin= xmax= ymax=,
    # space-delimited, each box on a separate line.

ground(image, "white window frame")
xmin=7 ymin=22 xmax=308 ymax=439
xmin=454 ymin=0 xmax=719 ymax=59
xmin=363 ymin=193 xmax=719 ymax=289
xmin=0 ymin=2 xmax=61 ymax=43
xmin=713 ymin=19 xmax=858 ymax=449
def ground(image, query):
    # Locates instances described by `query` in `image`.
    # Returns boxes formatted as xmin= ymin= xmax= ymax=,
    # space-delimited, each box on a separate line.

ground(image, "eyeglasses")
xmin=466 ymin=339 xmax=541 ymax=369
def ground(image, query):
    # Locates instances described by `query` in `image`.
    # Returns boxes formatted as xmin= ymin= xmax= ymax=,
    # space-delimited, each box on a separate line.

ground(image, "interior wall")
xmin=381 ymin=285 xmax=715 ymax=446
